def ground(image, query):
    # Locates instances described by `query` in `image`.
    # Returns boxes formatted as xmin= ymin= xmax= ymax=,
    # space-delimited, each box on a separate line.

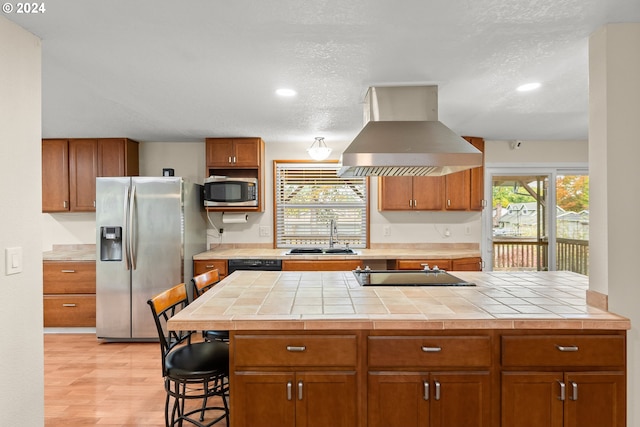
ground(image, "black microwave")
xmin=203 ymin=176 xmax=258 ymax=207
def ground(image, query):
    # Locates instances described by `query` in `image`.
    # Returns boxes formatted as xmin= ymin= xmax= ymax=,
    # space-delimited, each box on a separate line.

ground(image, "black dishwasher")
xmin=227 ymin=259 xmax=282 ymax=274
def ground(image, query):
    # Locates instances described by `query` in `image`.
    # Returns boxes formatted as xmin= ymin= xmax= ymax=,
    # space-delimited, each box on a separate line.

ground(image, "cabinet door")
xmin=233 ymin=138 xmax=261 ymax=167
xmin=412 ymin=176 xmax=444 ymax=210
xmin=395 ymin=259 xmax=452 ymax=271
xmin=69 ymin=139 xmax=98 ymax=211
xmin=378 ymin=176 xmax=414 ymax=210
xmin=296 ymin=372 xmax=357 ymax=427
xmin=206 ymin=138 xmax=235 ymax=167
xmin=233 ymin=372 xmax=296 ymax=427
xmin=98 ymin=138 xmax=139 ymax=176
xmin=430 ymin=372 xmax=491 ymax=427
xmin=368 ymin=372 xmax=429 ymax=427
xmin=451 ymin=257 xmax=482 ymax=271
xmin=444 ymin=170 xmax=470 ymax=210
xmin=502 ymin=372 xmax=564 ymax=427
xmin=564 ymin=372 xmax=625 ymax=427
xmin=465 ymin=137 xmax=485 ymax=211
xmin=42 ymin=139 xmax=70 ymax=212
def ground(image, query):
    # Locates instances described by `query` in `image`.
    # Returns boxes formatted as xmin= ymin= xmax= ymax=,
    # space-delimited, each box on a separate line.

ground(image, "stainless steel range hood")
xmin=338 ymin=86 xmax=482 ymax=177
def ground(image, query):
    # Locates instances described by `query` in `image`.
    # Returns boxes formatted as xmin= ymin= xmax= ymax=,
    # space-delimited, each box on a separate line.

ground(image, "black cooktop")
xmin=353 ymin=269 xmax=475 ymax=287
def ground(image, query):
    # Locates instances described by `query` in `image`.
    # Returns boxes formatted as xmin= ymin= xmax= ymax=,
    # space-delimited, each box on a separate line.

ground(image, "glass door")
xmin=490 ymin=174 xmax=550 ymax=271
xmin=555 ymin=173 xmax=589 ymax=275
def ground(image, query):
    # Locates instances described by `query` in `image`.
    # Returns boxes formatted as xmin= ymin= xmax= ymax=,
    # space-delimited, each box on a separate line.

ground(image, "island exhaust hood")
xmin=338 ymin=86 xmax=482 ymax=177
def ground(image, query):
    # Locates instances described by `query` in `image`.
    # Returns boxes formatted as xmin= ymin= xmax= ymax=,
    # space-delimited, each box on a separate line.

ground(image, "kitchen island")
xmin=168 ymin=270 xmax=629 ymax=427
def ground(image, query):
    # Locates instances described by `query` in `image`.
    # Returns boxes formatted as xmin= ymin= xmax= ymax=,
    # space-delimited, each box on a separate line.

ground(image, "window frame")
xmin=273 ymin=159 xmax=370 ymax=249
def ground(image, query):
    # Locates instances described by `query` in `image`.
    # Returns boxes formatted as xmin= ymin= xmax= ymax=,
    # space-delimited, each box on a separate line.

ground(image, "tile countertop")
xmin=193 ymin=247 xmax=481 ymax=260
xmin=168 ymin=270 xmax=630 ymax=332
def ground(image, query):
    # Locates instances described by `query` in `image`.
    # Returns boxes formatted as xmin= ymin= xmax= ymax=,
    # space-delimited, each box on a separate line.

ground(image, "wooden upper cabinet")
xmin=42 ymin=138 xmax=140 ymax=213
xmin=42 ymin=139 xmax=70 ymax=212
xmin=444 ymin=169 xmax=470 ymax=210
xmin=378 ymin=176 xmax=443 ymax=210
xmin=98 ymin=138 xmax=139 ymax=177
xmin=465 ymin=136 xmax=485 ymax=211
xmin=69 ymin=139 xmax=99 ymax=212
xmin=206 ymin=137 xmax=262 ymax=168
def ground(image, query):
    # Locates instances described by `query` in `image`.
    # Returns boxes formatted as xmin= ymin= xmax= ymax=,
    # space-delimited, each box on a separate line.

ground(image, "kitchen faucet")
xmin=329 ymin=219 xmax=337 ymax=248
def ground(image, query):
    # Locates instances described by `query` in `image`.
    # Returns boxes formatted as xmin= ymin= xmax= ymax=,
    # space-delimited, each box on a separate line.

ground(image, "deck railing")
xmin=493 ymin=238 xmax=589 ymax=275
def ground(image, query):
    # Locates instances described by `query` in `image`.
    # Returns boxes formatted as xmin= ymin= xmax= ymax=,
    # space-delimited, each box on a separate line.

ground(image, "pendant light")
xmin=307 ymin=137 xmax=332 ymax=161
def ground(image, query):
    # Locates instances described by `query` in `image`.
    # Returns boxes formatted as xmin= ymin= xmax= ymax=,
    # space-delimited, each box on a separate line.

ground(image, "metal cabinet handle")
xmin=409 ymin=200 xmax=413 ymax=207
xmin=233 ymin=156 xmax=237 ymax=163
xmin=63 ymin=201 xmax=68 ymax=208
xmin=62 ymin=303 xmax=77 ymax=307
xmin=93 ymin=200 xmax=96 ymax=208
xmin=558 ymin=381 xmax=566 ymax=401
xmin=60 ymin=269 xmax=76 ymax=273
xmin=205 ymin=264 xmax=214 ymax=268
xmin=570 ymin=381 xmax=578 ymax=401
xmin=228 ymin=156 xmax=232 ymax=163
xmin=434 ymin=380 xmax=441 ymax=400
xmin=421 ymin=346 xmax=442 ymax=353
xmin=287 ymin=381 xmax=292 ymax=401
xmin=413 ymin=199 xmax=417 ymax=207
xmin=286 ymin=346 xmax=306 ymax=352
xmin=298 ymin=380 xmax=303 ymax=400
xmin=556 ymin=345 xmax=579 ymax=352
xmin=447 ymin=199 xmax=451 ymax=207
xmin=423 ymin=381 xmax=429 ymax=400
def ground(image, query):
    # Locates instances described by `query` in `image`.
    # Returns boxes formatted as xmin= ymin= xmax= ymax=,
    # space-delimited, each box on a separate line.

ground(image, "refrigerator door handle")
xmin=129 ymin=184 xmax=137 ymax=270
xmin=123 ymin=186 xmax=131 ymax=271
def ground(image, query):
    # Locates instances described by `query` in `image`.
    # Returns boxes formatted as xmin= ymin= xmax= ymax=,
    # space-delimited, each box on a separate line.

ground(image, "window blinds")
xmin=275 ymin=162 xmax=367 ymax=248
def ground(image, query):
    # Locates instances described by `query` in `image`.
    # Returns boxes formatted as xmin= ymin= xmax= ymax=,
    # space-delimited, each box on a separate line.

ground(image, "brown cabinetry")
xmin=367 ymin=334 xmax=492 ymax=427
xmin=232 ymin=333 xmax=360 ymax=427
xmin=193 ymin=259 xmax=228 ymax=278
xmin=43 ymin=261 xmax=96 ymax=327
xmin=42 ymin=138 xmax=139 ymax=212
xmin=396 ymin=259 xmax=452 ymax=271
xmin=501 ymin=333 xmax=626 ymax=427
xmin=452 ymin=257 xmax=483 ymax=271
xmin=205 ymin=137 xmax=265 ymax=212
xmin=378 ymin=137 xmax=484 ymax=212
xmin=282 ymin=260 xmax=363 ymax=271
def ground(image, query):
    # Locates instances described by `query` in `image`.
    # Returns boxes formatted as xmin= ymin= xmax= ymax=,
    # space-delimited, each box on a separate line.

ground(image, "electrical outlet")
xmin=444 ymin=228 xmax=451 ymax=237
xmin=383 ymin=225 xmax=391 ymax=236
xmin=465 ymin=225 xmax=471 ymax=235
xmin=259 ymin=226 xmax=270 ymax=237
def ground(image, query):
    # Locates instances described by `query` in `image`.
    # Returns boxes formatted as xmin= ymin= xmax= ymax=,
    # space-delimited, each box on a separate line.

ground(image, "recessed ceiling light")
xmin=276 ymin=88 xmax=297 ymax=97
xmin=516 ymin=82 xmax=541 ymax=92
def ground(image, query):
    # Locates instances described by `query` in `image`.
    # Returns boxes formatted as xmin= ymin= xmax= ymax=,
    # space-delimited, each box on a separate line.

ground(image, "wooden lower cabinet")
xmin=282 ymin=260 xmax=363 ymax=271
xmin=193 ymin=259 xmax=228 ymax=278
xmin=502 ymin=371 xmax=625 ymax=427
xmin=368 ymin=371 xmax=490 ymax=427
xmin=43 ymin=260 xmax=96 ymax=327
xmin=234 ymin=371 xmax=357 ymax=427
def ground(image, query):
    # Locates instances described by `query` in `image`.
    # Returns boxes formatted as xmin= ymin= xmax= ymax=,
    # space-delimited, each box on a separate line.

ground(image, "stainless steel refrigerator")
xmin=95 ymin=177 xmax=206 ymax=340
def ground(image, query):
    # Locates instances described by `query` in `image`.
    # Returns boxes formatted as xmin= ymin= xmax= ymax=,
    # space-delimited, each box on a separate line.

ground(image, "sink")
xmin=287 ymin=248 xmax=357 ymax=255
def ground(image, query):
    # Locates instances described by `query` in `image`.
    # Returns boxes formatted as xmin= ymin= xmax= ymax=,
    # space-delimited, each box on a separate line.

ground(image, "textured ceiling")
xmin=6 ymin=0 xmax=640 ymax=145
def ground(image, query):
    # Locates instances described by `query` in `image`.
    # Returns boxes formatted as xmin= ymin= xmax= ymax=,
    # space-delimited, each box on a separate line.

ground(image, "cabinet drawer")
xmin=282 ymin=260 xmax=363 ymax=271
xmin=194 ymin=260 xmax=228 ymax=277
xmin=501 ymin=335 xmax=625 ymax=367
xmin=368 ymin=336 xmax=492 ymax=368
xmin=44 ymin=295 xmax=96 ymax=327
xmin=234 ymin=334 xmax=358 ymax=367
xmin=43 ymin=261 xmax=96 ymax=294
xmin=395 ymin=259 xmax=452 ymax=270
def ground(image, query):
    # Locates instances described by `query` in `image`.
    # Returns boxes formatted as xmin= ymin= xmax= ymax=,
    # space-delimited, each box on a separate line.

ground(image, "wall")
xmin=42 ymin=137 xmax=589 ymax=249
xmin=0 ymin=16 xmax=44 ymax=426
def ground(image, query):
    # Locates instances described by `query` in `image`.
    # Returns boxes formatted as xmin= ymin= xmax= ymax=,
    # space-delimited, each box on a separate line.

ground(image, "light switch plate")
xmin=259 ymin=226 xmax=270 ymax=237
xmin=5 ymin=247 xmax=22 ymax=275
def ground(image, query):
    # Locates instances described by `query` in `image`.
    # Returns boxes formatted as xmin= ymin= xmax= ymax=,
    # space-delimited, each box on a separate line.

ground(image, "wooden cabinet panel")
xmin=68 ymin=139 xmax=99 ymax=211
xmin=282 ymin=260 xmax=362 ymax=271
xmin=234 ymin=334 xmax=358 ymax=368
xmin=466 ymin=137 xmax=485 ymax=211
xmin=42 ymin=139 xmax=70 ymax=212
xmin=234 ymin=372 xmax=296 ymax=427
xmin=378 ymin=176 xmax=413 ymax=210
xmin=444 ymin=169 xmax=470 ymax=210
xmin=501 ymin=372 xmax=564 ymax=427
xmin=193 ymin=259 xmax=228 ymax=277
xmin=452 ymin=257 xmax=482 ymax=271
xmin=295 ymin=372 xmax=357 ymax=427
xmin=98 ymin=138 xmax=139 ymax=177
xmin=43 ymin=260 xmax=96 ymax=327
xmin=501 ymin=335 xmax=626 ymax=367
xmin=564 ymin=372 xmax=626 ymax=427
xmin=368 ymin=336 xmax=492 ymax=368
xmin=413 ymin=176 xmax=445 ymax=210
xmin=206 ymin=137 xmax=261 ymax=168
xmin=395 ymin=259 xmax=452 ymax=271
xmin=43 ymin=261 xmax=96 ymax=294
xmin=369 ymin=371 xmax=491 ymax=427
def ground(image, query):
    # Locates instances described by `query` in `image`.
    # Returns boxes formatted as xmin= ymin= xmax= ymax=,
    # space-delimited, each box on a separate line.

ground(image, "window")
xmin=275 ymin=161 xmax=368 ymax=248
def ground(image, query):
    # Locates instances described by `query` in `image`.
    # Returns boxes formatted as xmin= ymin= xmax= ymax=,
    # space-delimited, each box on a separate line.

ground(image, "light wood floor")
xmin=44 ymin=333 xmax=228 ymax=426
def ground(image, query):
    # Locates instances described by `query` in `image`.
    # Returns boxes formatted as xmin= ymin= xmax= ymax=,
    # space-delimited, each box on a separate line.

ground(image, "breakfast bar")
xmin=168 ymin=270 xmax=630 ymax=427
